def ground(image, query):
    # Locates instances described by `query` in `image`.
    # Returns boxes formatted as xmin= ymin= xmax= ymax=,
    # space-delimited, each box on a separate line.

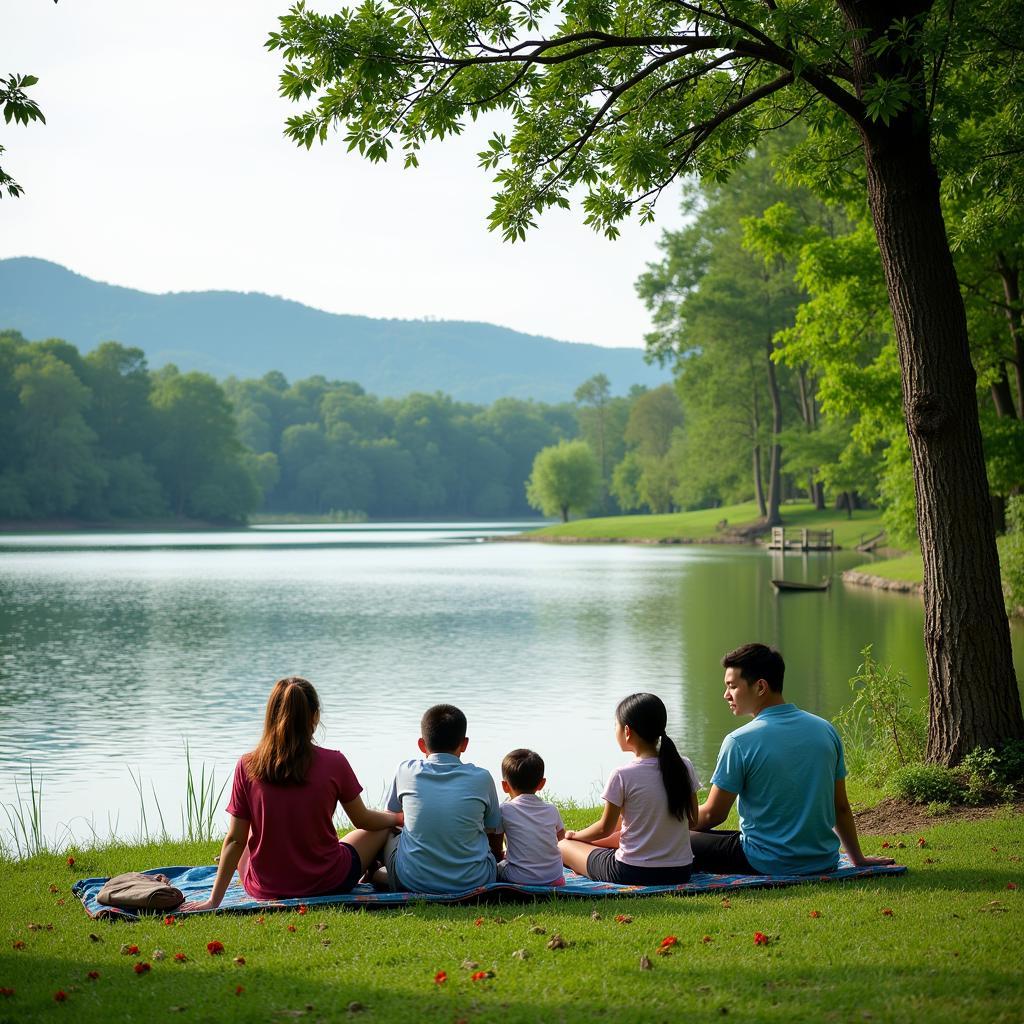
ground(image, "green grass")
xmin=2 ymin=806 xmax=1022 ymax=1023
xmin=531 ymin=501 xmax=885 ymax=549
xmin=848 ymin=553 xmax=925 ymax=585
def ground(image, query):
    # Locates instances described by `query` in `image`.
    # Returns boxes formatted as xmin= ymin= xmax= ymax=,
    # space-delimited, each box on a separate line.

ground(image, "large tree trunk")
xmin=857 ymin=122 xmax=1023 ymax=763
xmin=764 ymin=340 xmax=783 ymax=527
xmin=841 ymin=0 xmax=1024 ymax=763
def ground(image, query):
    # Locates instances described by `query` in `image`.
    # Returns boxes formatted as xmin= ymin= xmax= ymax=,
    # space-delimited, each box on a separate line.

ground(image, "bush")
xmin=960 ymin=741 xmax=1024 ymax=801
xmin=834 ymin=645 xmax=926 ymax=783
xmin=891 ymin=764 xmax=963 ymax=804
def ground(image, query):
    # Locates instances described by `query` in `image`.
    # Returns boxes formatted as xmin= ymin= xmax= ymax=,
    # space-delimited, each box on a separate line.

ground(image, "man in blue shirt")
xmin=378 ymin=704 xmax=502 ymax=893
xmin=691 ymin=643 xmax=893 ymax=875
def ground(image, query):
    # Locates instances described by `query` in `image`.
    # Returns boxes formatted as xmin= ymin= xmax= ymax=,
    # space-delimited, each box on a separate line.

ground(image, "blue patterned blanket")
xmin=73 ymin=856 xmax=905 ymax=920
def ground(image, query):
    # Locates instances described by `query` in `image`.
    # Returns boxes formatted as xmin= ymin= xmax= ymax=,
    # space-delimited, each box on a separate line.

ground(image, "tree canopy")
xmin=269 ymin=0 xmax=1024 ymax=763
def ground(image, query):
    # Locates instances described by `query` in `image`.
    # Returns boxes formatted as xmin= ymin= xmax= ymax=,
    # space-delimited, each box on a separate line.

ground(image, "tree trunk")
xmin=751 ymin=372 xmax=767 ymax=519
xmin=996 ymin=253 xmax=1024 ymax=416
xmin=856 ymin=118 xmax=1024 ymax=762
xmin=752 ymin=445 xmax=766 ymax=519
xmin=764 ymin=340 xmax=783 ymax=527
xmin=813 ymin=481 xmax=826 ymax=510
xmin=991 ymin=360 xmax=1017 ymax=419
xmin=560 ymin=504 xmax=569 ymax=523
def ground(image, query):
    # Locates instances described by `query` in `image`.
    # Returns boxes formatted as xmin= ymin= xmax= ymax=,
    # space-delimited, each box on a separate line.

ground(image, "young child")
xmin=558 ymin=692 xmax=700 ymax=885
xmin=495 ymin=748 xmax=566 ymax=886
xmin=377 ymin=704 xmax=501 ymax=893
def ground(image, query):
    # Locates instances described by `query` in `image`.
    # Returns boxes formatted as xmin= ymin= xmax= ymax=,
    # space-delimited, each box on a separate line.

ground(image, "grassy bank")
xmin=2 ymin=803 xmax=1021 ymax=1024
xmin=530 ymin=502 xmax=885 ymax=550
xmin=847 ymin=553 xmax=925 ymax=585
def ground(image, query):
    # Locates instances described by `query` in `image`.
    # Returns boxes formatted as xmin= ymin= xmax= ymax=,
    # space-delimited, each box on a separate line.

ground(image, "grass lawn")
xmin=848 ymin=553 xmax=924 ymax=584
xmin=2 ymin=803 xmax=1022 ymax=1023
xmin=531 ymin=502 xmax=885 ymax=550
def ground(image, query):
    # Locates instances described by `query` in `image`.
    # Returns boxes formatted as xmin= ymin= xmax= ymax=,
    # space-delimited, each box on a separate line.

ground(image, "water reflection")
xmin=1 ymin=527 xmax=1020 ymax=843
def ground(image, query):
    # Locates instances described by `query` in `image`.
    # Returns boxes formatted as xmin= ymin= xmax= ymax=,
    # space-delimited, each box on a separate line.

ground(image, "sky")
xmin=1 ymin=1 xmax=689 ymax=348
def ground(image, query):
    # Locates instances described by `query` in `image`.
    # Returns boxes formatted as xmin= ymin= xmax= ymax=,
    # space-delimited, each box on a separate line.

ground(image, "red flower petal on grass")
xmin=702 ymin=935 xmax=713 ymax=944
xmin=659 ymin=936 xmax=678 ymax=948
xmin=207 ymin=941 xmax=225 ymax=955
xmin=753 ymin=932 xmax=769 ymax=946
xmin=255 ymin=916 xmax=264 ymax=924
xmin=87 ymin=971 xmax=99 ymax=980
xmin=66 ymin=856 xmax=75 ymax=868
xmin=173 ymin=953 xmax=187 ymax=963
xmin=233 ymin=956 xmax=246 ymax=966
xmin=614 ymin=914 xmax=633 ymax=924
xmin=48 ymin=884 xmax=59 ymax=894
xmin=53 ymin=990 xmax=67 ymax=1002
xmin=880 ymin=842 xmax=891 ymax=849
xmin=916 ymin=838 xmax=927 ymax=848
xmin=881 ymin=908 xmax=894 ymax=916
xmin=12 ymin=941 xmax=25 ymax=950
xmin=0 ymin=987 xmax=14 ymax=997
xmin=471 ymin=970 xmax=495 ymax=981
xmin=133 ymin=962 xmax=151 ymax=975
xmin=809 ymin=910 xmax=822 ymax=918
xmin=434 ymin=971 xmax=448 ymax=985
xmin=234 ymin=985 xmax=245 ymax=996
xmin=287 ymin=924 xmax=296 ymax=933
xmin=1007 ymin=882 xmax=1018 ymax=890
xmin=56 ymin=899 xmax=65 ymax=906
xmin=474 ymin=917 xmax=484 ymax=927
xmin=297 ymin=905 xmax=307 ymax=915
xmin=163 ymin=915 xmax=176 ymax=926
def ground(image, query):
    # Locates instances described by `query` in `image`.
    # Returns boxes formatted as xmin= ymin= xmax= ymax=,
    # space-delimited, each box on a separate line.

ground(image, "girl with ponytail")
xmin=558 ymin=693 xmax=701 ymax=885
xmin=183 ymin=677 xmax=401 ymax=910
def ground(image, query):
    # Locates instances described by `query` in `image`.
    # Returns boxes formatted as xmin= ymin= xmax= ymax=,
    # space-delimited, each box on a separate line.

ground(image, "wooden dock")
xmin=767 ymin=527 xmax=834 ymax=551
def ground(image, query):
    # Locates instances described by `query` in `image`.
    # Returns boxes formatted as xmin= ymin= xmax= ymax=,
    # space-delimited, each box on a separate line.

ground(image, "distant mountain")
xmin=0 ymin=258 xmax=667 ymax=403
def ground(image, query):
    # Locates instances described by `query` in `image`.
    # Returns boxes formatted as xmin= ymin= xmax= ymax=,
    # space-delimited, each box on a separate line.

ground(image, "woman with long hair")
xmin=183 ymin=677 xmax=400 ymax=909
xmin=557 ymin=692 xmax=700 ymax=884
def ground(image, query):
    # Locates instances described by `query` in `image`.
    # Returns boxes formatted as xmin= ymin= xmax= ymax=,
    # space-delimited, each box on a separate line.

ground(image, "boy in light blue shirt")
xmin=691 ymin=643 xmax=894 ymax=875
xmin=377 ymin=704 xmax=502 ymax=893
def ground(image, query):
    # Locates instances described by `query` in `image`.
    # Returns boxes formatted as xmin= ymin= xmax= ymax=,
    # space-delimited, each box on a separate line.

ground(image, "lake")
xmin=2 ymin=523 xmax=1022 ymax=846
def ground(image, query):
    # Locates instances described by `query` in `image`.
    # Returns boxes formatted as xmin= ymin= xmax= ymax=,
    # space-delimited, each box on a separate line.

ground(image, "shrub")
xmin=891 ymin=764 xmax=962 ymax=805
xmin=834 ymin=645 xmax=926 ymax=783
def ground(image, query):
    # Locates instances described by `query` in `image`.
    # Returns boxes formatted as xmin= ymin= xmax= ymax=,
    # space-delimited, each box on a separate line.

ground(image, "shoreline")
xmin=841 ymin=569 xmax=924 ymax=595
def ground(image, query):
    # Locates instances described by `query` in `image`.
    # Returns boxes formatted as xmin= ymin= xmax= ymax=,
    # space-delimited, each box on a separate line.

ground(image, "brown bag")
xmin=97 ymin=872 xmax=184 ymax=910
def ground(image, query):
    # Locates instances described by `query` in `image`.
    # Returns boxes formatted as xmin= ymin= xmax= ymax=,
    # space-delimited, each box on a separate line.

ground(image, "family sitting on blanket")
xmin=182 ymin=643 xmax=892 ymax=910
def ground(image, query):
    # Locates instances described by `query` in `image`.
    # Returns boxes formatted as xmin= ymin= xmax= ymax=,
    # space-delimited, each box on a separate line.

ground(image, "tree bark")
xmin=764 ymin=340 xmax=783 ymax=527
xmin=996 ymin=253 xmax=1024 ymax=416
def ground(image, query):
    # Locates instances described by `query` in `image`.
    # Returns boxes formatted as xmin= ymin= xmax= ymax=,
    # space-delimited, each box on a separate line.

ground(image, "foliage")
xmin=0 ymin=72 xmax=45 ymax=199
xmin=525 ymin=440 xmax=600 ymax=521
xmin=999 ymin=495 xmax=1024 ymax=611
xmin=890 ymin=763 xmax=963 ymax=805
xmin=834 ymin=645 xmax=926 ymax=783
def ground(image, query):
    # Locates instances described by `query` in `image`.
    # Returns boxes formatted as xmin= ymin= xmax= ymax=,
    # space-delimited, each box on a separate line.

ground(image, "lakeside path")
xmin=2 ymin=795 xmax=1021 ymax=1023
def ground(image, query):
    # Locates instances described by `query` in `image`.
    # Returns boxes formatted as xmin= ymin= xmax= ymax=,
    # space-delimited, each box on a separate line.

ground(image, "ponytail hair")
xmin=246 ymin=676 xmax=320 ymax=785
xmin=615 ymin=692 xmax=695 ymax=826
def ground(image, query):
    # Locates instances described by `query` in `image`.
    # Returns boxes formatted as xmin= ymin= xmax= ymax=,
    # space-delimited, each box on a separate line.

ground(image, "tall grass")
xmin=0 ymin=744 xmax=229 ymax=861
xmin=1 ymin=761 xmax=44 ymax=859
xmin=181 ymin=740 xmax=229 ymax=842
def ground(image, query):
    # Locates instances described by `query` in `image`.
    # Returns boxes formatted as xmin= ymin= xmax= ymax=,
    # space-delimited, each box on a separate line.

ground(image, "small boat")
xmin=770 ymin=577 xmax=831 ymax=592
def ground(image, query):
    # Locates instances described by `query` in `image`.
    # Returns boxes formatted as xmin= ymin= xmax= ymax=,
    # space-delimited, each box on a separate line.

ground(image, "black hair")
xmin=721 ymin=643 xmax=786 ymax=693
xmin=420 ymin=703 xmax=467 ymax=754
xmin=501 ymin=749 xmax=545 ymax=792
xmin=615 ymin=693 xmax=695 ymax=826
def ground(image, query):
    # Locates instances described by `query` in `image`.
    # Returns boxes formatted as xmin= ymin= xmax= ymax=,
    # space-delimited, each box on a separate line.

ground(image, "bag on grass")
xmin=97 ymin=871 xmax=184 ymax=910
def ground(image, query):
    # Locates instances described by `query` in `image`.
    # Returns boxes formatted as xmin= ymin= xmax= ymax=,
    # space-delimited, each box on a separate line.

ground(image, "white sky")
xmin=1 ymin=1 xmax=688 ymax=348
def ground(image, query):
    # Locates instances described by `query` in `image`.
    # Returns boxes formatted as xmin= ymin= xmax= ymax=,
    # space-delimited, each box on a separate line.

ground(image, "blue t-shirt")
xmin=710 ymin=703 xmax=847 ymax=874
xmin=386 ymin=753 xmax=501 ymax=893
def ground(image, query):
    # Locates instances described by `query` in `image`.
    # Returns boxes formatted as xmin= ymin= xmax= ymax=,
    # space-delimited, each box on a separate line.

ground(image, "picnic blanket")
xmin=73 ymin=856 xmax=905 ymax=920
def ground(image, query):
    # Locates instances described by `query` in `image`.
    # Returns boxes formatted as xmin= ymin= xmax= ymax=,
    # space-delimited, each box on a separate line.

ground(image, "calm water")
xmin=2 ymin=523 xmax=1022 ymax=844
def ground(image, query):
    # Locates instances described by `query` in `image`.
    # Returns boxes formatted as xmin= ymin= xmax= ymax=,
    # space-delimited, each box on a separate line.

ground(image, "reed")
xmin=0 ymin=761 xmax=44 ymax=859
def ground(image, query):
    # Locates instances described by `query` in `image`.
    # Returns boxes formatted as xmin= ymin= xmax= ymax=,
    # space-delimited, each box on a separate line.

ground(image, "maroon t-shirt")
xmin=227 ymin=746 xmax=362 ymax=900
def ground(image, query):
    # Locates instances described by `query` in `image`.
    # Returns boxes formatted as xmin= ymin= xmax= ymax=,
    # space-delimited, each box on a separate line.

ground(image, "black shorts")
xmin=318 ymin=840 xmax=364 ymax=896
xmin=586 ymin=847 xmax=693 ymax=885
